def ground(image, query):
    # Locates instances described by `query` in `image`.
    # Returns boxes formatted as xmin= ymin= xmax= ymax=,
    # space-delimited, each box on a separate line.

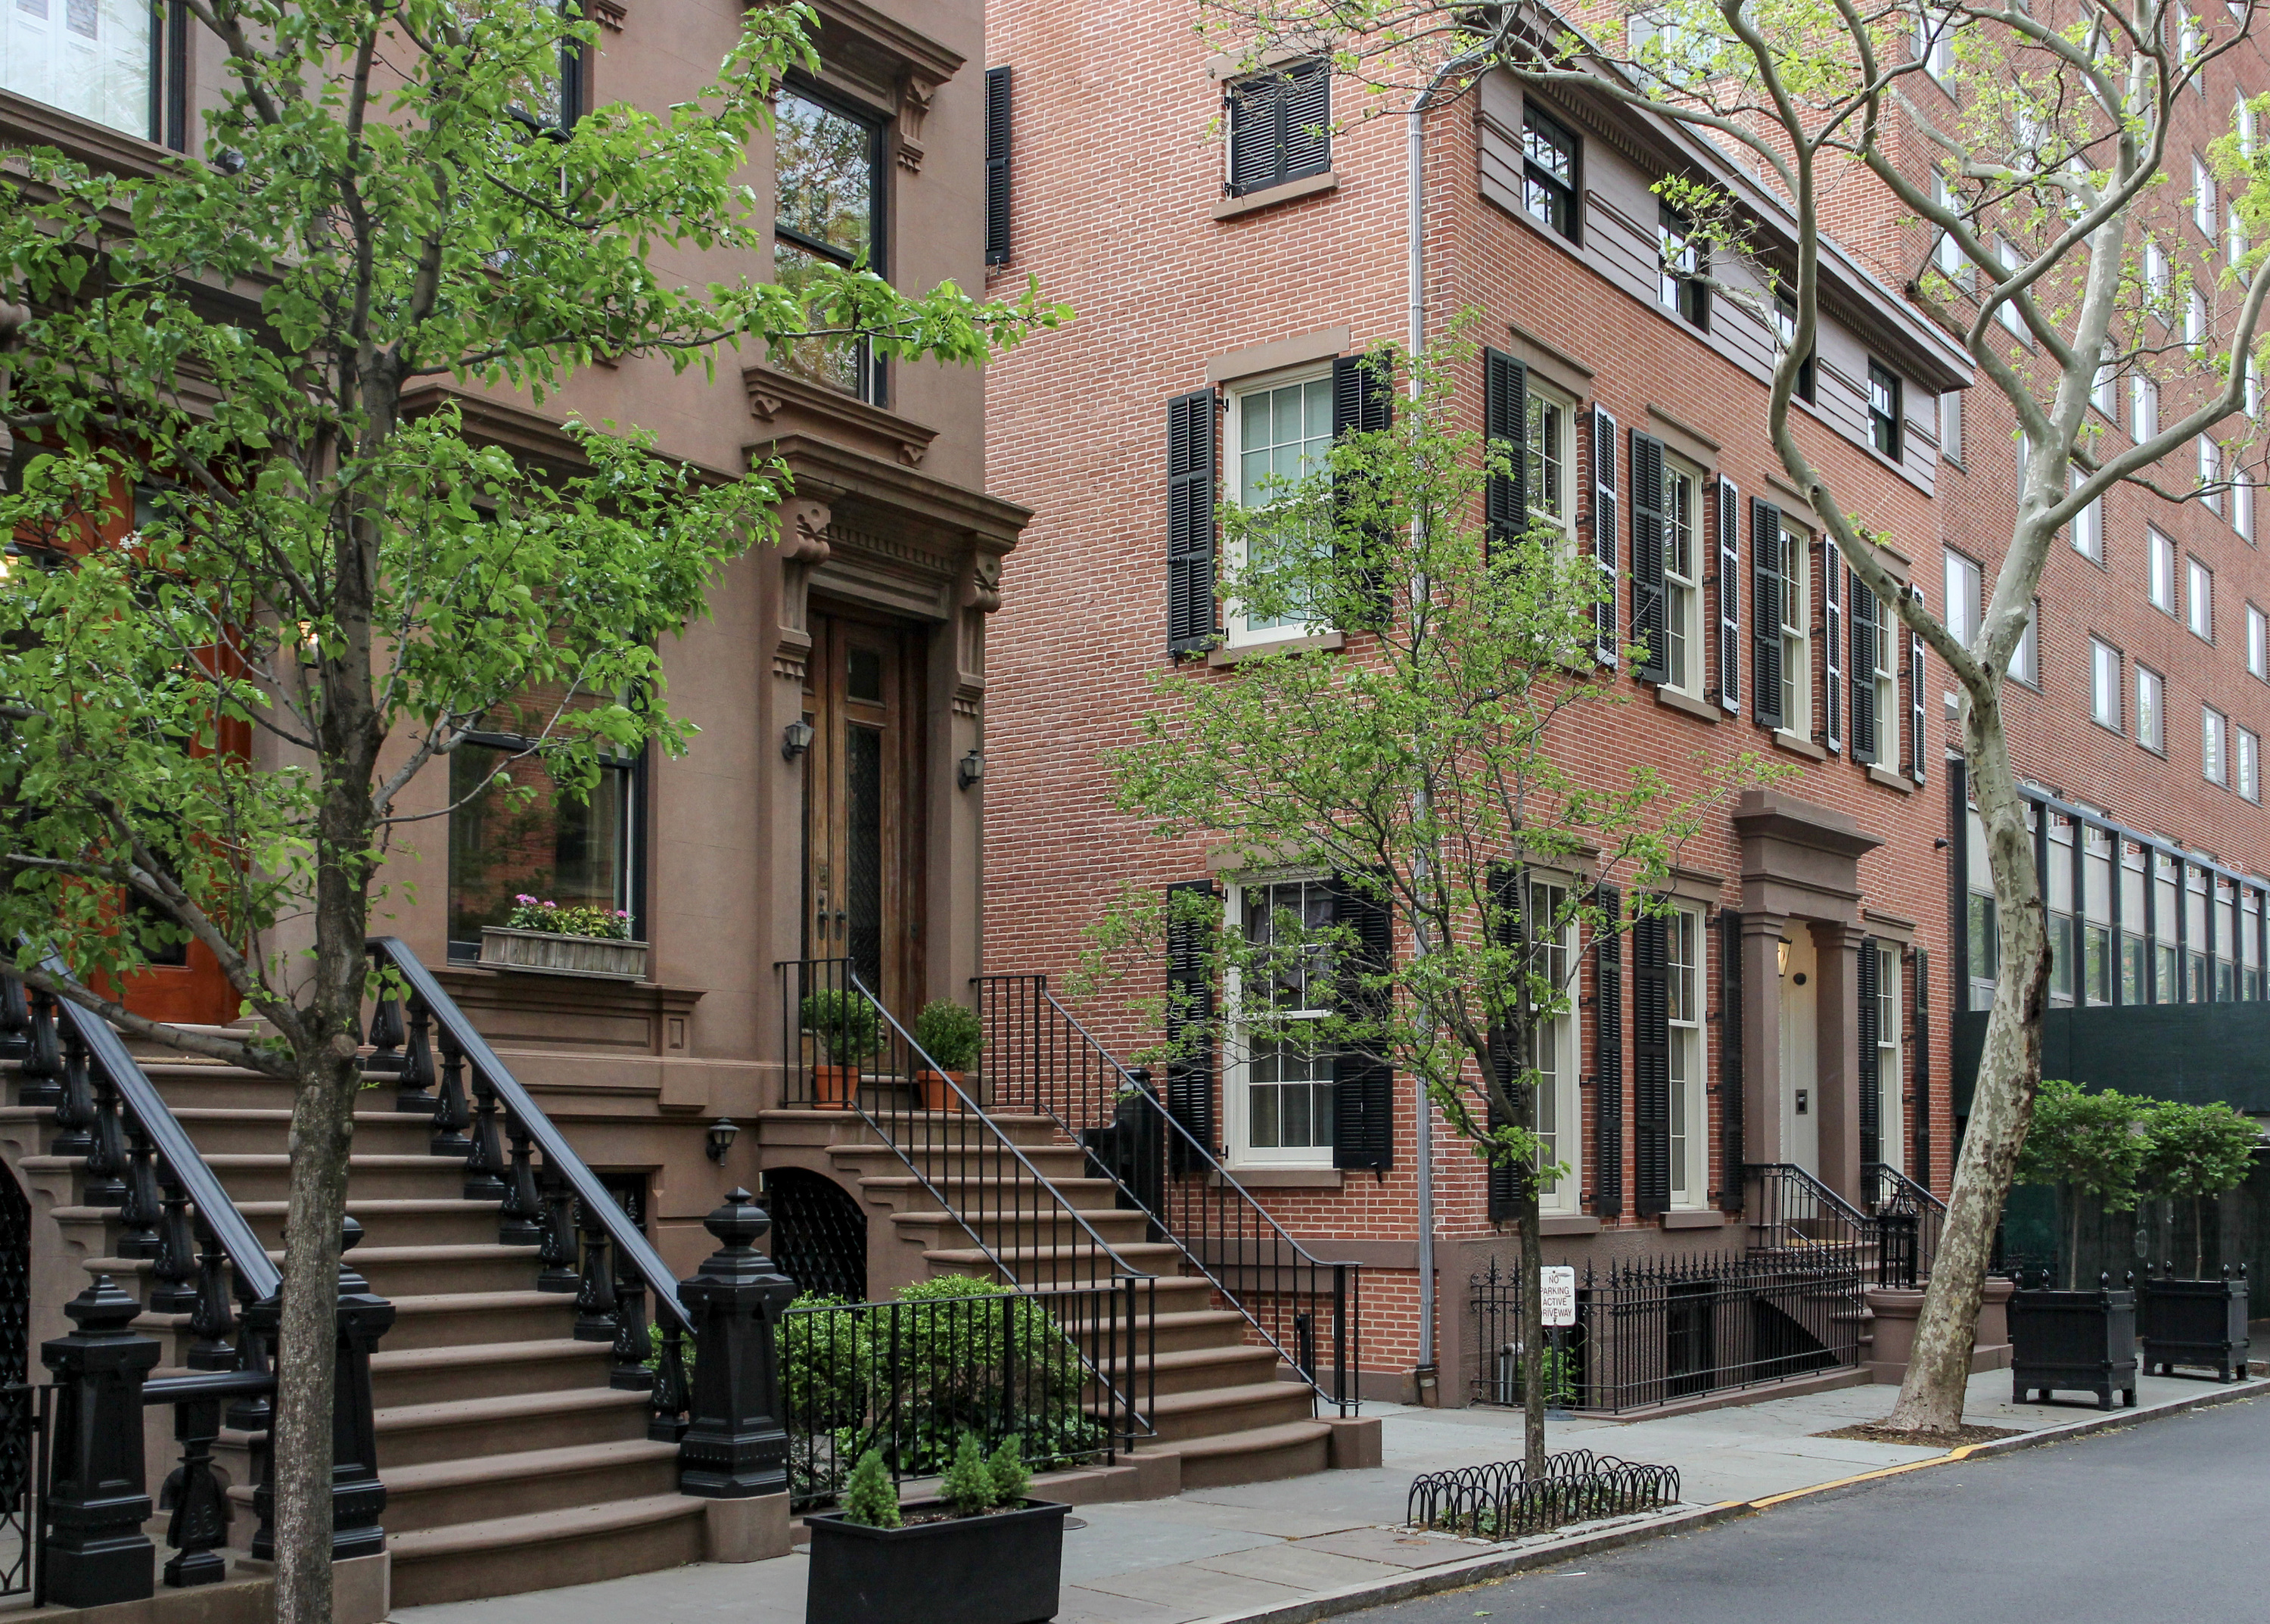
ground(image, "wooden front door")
xmin=804 ymin=612 xmax=925 ymax=1014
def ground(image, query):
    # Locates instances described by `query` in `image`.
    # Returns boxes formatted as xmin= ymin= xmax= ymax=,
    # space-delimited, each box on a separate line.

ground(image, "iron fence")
xmin=1863 ymin=1162 xmax=1947 ymax=1288
xmin=779 ymin=1277 xmax=1152 ymax=1510
xmin=1407 ymin=1448 xmax=1681 ymax=1541
xmin=1469 ymin=1249 xmax=1862 ymax=1414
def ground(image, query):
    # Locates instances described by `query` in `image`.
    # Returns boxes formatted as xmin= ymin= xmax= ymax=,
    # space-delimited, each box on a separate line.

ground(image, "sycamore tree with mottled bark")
xmin=1200 ymin=0 xmax=2270 ymax=1438
xmin=1083 ymin=335 xmax=1764 ymax=1468
xmin=0 ymin=2 xmax=1056 ymax=1619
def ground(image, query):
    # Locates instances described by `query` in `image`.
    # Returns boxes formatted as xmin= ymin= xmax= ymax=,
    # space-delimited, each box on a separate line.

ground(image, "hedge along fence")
xmin=780 ymin=1274 xmax=1118 ymax=1509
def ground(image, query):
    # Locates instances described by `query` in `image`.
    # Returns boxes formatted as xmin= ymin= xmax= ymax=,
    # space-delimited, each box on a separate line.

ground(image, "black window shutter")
xmin=1330 ymin=874 xmax=1395 ymax=1171
xmin=1857 ymin=936 xmax=1880 ymax=1167
xmin=1592 ymin=408 xmax=1619 ymax=666
xmin=984 ymin=67 xmax=1012 ymax=266
xmin=1629 ymin=431 xmax=1668 ymax=683
xmin=1591 ymin=884 xmax=1624 ymax=1218
xmin=1225 ymin=77 xmax=1276 ymax=196
xmin=1486 ymin=864 xmax=1525 ymax=1221
xmin=1279 ymin=61 xmax=1330 ymax=180
xmin=1227 ymin=64 xmax=1330 ymax=198
xmin=1718 ymin=910 xmax=1745 ymax=1215
xmin=1632 ymin=907 xmax=1670 ymax=1216
xmin=1164 ymin=879 xmax=1216 ymax=1172
xmin=1166 ymin=390 xmax=1218 ymax=656
xmin=1752 ymin=499 xmax=1785 ymax=730
xmin=1715 ymin=476 xmax=1740 ymax=712
xmin=1483 ymin=348 xmax=1528 ymax=558
xmin=1911 ymin=945 xmax=1930 ymax=1184
xmin=1852 ymin=574 xmax=1880 ymax=764
xmin=1908 ymin=586 xmax=1928 ymax=782
xmin=1332 ymin=353 xmax=1394 ymax=624
xmin=1822 ymin=542 xmax=1842 ymax=754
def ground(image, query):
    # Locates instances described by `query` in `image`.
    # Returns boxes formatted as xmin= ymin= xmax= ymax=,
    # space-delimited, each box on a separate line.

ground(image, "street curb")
xmin=1183 ymin=1377 xmax=2268 ymax=1624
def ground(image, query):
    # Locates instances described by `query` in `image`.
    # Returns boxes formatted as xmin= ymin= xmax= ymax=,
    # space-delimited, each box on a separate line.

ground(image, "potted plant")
xmin=478 ymin=894 xmax=647 ymax=978
xmin=805 ymin=1434 xmax=1068 ymax=1624
xmin=2012 ymin=1078 xmax=2147 ymax=1289
xmin=2134 ymin=1100 xmax=2259 ymax=1380
xmin=2008 ymin=1268 xmax=2139 ymax=1411
xmin=912 ymin=1000 xmax=983 ymax=1112
xmin=801 ymin=989 xmax=879 ymax=1109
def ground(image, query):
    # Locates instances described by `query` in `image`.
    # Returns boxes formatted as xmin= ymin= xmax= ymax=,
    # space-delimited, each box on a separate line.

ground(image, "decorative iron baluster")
xmin=51 ymin=1022 xmax=95 ymax=1158
xmin=648 ymin=1323 xmax=690 ymax=1442
xmin=158 ymin=1393 xmax=229 ymax=1587
xmin=611 ymin=1267 xmax=653 ymax=1389
xmin=225 ymin=1276 xmax=273 ymax=1434
xmin=17 ymin=988 xmax=61 ymax=1107
xmin=536 ymin=1171 xmax=579 ymax=1292
xmin=574 ymin=1208 xmax=619 ymax=1342
xmin=429 ymin=1024 xmax=471 ymax=1157
xmin=82 ymin=1064 xmax=130 ymax=1206
xmin=463 ymin=1063 xmax=506 ymax=1200
xmin=498 ymin=1115 xmax=544 ymax=1246
xmin=395 ymin=994 xmax=437 ymax=1115
xmin=186 ymin=1220 xmax=235 ymax=1370
xmin=0 ymin=975 xmax=29 ymax=1062
xmin=150 ymin=1173 xmax=200 ymax=1312
xmin=117 ymin=1118 xmax=163 ymax=1256
xmin=362 ymin=983 xmax=406 ymax=1076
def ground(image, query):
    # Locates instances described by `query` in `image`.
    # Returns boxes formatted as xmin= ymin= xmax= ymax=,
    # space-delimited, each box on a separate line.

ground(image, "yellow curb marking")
xmin=1736 ymin=1441 xmax=1983 ymax=1511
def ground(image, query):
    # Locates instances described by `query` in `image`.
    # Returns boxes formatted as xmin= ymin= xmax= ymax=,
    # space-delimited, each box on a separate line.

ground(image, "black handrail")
xmin=368 ymin=937 xmax=689 ymax=1333
xmin=975 ymin=973 xmax=1364 ymax=1415
xmin=1741 ymin=1162 xmax=1873 ymax=1259
xmin=33 ymin=957 xmax=280 ymax=1301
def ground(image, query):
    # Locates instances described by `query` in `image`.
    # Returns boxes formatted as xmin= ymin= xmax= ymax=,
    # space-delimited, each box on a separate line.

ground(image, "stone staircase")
xmin=763 ymin=1106 xmax=1336 ymax=1487
xmin=14 ymin=1046 xmax=705 ymax=1608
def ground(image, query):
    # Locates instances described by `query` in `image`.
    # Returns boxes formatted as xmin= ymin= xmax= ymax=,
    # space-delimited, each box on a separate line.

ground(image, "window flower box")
xmin=477 ymin=926 xmax=648 ymax=981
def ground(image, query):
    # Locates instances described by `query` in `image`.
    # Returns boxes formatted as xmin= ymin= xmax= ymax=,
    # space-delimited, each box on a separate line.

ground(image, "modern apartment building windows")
xmin=2091 ymin=637 xmax=2122 ymax=730
xmin=2138 ymin=664 xmax=2166 ymax=751
xmin=2008 ymin=599 xmax=2039 ymax=686
xmin=1225 ymin=61 xmax=1330 ymax=197
xmin=1522 ymin=104 xmax=1581 ymax=240
xmin=2188 ymin=555 xmax=2213 ymax=639
xmin=2199 ymin=435 xmax=2222 ymax=511
xmin=2134 ymin=375 xmax=2160 ymax=440
xmin=2072 ymin=475 xmax=2104 ymax=562
xmin=2150 ymin=529 xmax=2177 ymax=614
xmin=2250 ymin=602 xmax=2268 ymax=678
xmin=2196 ymin=154 xmax=2218 ymax=234
xmin=1945 ymin=549 xmax=1982 ymax=649
xmin=2241 ymin=726 xmax=2262 ymax=802
xmin=2205 ymin=705 xmax=2230 ymax=786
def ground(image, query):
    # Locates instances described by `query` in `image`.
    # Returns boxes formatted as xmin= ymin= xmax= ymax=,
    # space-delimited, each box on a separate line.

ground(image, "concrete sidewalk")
xmin=390 ymin=1369 xmax=2266 ymax=1624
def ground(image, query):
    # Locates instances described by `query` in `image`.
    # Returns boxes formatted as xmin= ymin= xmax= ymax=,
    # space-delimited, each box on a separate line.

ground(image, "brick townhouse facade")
xmin=979 ymin=3 xmax=1992 ymax=1401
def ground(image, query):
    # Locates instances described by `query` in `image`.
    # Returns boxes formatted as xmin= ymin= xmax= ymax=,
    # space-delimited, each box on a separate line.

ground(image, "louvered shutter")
xmin=1910 ymin=945 xmax=1930 ymax=1184
xmin=984 ymin=67 xmax=1012 ymax=266
xmin=1166 ymin=390 xmax=1218 ymax=656
xmin=1852 ymin=575 xmax=1880 ymax=763
xmin=1908 ymin=585 xmax=1928 ymax=782
xmin=1483 ymin=349 xmax=1528 ymax=558
xmin=1279 ymin=62 xmax=1330 ymax=181
xmin=1164 ymin=879 xmax=1216 ymax=1172
xmin=1487 ymin=864 xmax=1525 ymax=1221
xmin=1752 ymin=499 xmax=1785 ymax=730
xmin=1632 ymin=907 xmax=1670 ymax=1216
xmin=1225 ymin=77 xmax=1276 ymax=195
xmin=1857 ymin=937 xmax=1880 ymax=1167
xmin=1332 ymin=353 xmax=1393 ymax=625
xmin=1822 ymin=542 xmax=1842 ymax=754
xmin=1592 ymin=409 xmax=1619 ymax=666
xmin=1331 ymin=875 xmax=1395 ymax=1171
xmin=1225 ymin=63 xmax=1330 ymax=196
xmin=1717 ymin=910 xmax=1745 ymax=1215
xmin=1591 ymin=884 xmax=1624 ymax=1218
xmin=1629 ymin=431 xmax=1668 ymax=683
xmin=1716 ymin=476 xmax=1740 ymax=712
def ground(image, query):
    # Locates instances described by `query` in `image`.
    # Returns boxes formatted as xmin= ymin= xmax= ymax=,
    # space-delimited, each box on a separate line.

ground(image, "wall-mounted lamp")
xmin=704 ymin=1117 xmax=739 ymax=1164
xmin=957 ymin=749 xmax=986 ymax=791
xmin=781 ymin=720 xmax=815 ymax=761
xmin=1777 ymin=936 xmax=1793 ymax=976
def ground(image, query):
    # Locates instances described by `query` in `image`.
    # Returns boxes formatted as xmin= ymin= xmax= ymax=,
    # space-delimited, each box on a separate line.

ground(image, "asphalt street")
xmin=1358 ymin=1395 xmax=2265 ymax=1624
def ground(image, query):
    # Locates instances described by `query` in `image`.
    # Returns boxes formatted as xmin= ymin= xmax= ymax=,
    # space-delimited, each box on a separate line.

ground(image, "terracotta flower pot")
xmin=916 ymin=1070 xmax=966 ymax=1112
xmin=813 ymin=1064 xmax=860 ymax=1109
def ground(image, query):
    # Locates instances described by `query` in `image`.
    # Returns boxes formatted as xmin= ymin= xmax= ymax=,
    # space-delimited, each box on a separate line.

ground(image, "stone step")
xmin=759 ymin=1106 xmax=1067 ymax=1149
xmin=1137 ymin=1380 xmax=1317 ymax=1444
xmin=378 ymin=1290 xmax=580 ymax=1352
xmin=385 ymin=1493 xmax=707 ymax=1609
xmin=888 ymin=1206 xmax=1155 ymax=1250
xmin=1141 ymin=1418 xmax=1333 ymax=1489
xmin=235 ymin=1197 xmax=506 ymax=1251
xmin=374 ymin=1384 xmax=655 ymax=1468
xmin=1097 ymin=1340 xmax=1284 ymax=1397
xmin=199 ymin=1153 xmax=470 ymax=1204
xmin=163 ymin=1107 xmax=437 ymax=1157
xmin=371 ymin=1337 xmax=614 ymax=1408
xmin=356 ymin=1436 xmax=683 ymax=1533
xmin=921 ymin=1240 xmax=1187 ymax=1285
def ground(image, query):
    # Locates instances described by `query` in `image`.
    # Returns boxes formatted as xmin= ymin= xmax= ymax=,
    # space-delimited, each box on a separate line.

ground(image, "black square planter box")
xmin=2009 ymin=1282 xmax=2137 ymax=1411
xmin=2138 ymin=1274 xmax=2251 ymax=1382
xmin=806 ymin=1498 xmax=1069 ymax=1624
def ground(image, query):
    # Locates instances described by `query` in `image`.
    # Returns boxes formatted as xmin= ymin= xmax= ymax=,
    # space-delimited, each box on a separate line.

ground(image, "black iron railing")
xmin=1407 ymin=1448 xmax=1681 ymax=1539
xmin=1743 ymin=1162 xmax=1872 ymax=1263
xmin=974 ymin=973 xmax=1364 ymax=1416
xmin=780 ymin=1277 xmax=1152 ymax=1510
xmin=1470 ymin=1250 xmax=1863 ymax=1414
xmin=1862 ymin=1162 xmax=1947 ymax=1289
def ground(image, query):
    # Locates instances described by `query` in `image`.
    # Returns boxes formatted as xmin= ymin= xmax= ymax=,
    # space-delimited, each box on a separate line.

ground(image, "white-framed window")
xmin=1667 ymin=904 xmax=1708 ymax=1207
xmin=1874 ymin=941 xmax=1903 ymax=1174
xmin=1529 ymin=878 xmax=1582 ymax=1215
xmin=1664 ymin=459 xmax=1704 ymax=698
xmin=1945 ymin=549 xmax=1982 ymax=649
xmin=1930 ymin=174 xmax=1972 ymax=287
xmin=2138 ymin=664 xmax=2166 ymax=751
xmin=2150 ymin=528 xmax=2178 ymax=614
xmin=2232 ymin=204 xmax=2250 ymax=267
xmin=2093 ymin=352 xmax=2119 ymax=416
xmin=2073 ymin=473 xmax=2104 ymax=562
xmin=2196 ymin=155 xmax=2218 ymax=235
xmin=2008 ymin=599 xmax=2039 ymax=685
xmin=1939 ymin=390 xmax=1964 ymax=462
xmin=1527 ymin=382 xmax=1576 ymax=549
xmin=2201 ymin=437 xmax=2223 ymax=512
xmin=2250 ymin=354 xmax=2263 ymax=420
xmin=2239 ymin=474 xmax=2256 ymax=543
xmin=1917 ymin=6 xmax=1955 ymax=80
xmin=2178 ymin=3 xmax=2200 ymax=67
xmin=2091 ymin=637 xmax=2122 ymax=729
xmin=2188 ymin=554 xmax=2213 ymax=639
xmin=2188 ymin=290 xmax=2209 ymax=352
xmin=1870 ymin=585 xmax=1898 ymax=758
xmin=0 ymin=0 xmax=157 ymax=141
xmin=2240 ymin=726 xmax=2262 ymax=801
xmin=1995 ymin=239 xmax=2026 ymax=339
xmin=2134 ymin=375 xmax=2160 ymax=441
xmin=1780 ymin=527 xmax=1812 ymax=737
xmin=2206 ymin=705 xmax=2231 ymax=785
xmin=2240 ymin=95 xmax=2259 ymax=157
xmin=2146 ymin=239 xmax=2169 ymax=306
xmin=1658 ymin=206 xmax=1708 ymax=327
xmin=1224 ymin=368 xmax=1335 ymax=647
xmin=2249 ymin=602 xmax=2268 ymax=678
xmin=1226 ymin=876 xmax=1336 ymax=1165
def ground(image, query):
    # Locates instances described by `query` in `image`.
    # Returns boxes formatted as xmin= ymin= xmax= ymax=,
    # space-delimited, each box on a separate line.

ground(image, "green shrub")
xmin=506 ymin=895 xmax=633 ymax=940
xmin=913 ymin=1000 xmax=984 ymax=1072
xmin=939 ymin=1431 xmax=993 ymax=1514
xmin=800 ymin=988 xmax=880 ymax=1065
xmin=841 ymin=1449 xmax=900 ymax=1529
xmin=987 ymin=1433 xmax=1031 ymax=1507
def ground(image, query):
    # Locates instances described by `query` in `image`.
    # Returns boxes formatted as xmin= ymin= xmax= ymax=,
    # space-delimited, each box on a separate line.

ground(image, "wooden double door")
xmin=802 ymin=611 xmax=926 ymax=1014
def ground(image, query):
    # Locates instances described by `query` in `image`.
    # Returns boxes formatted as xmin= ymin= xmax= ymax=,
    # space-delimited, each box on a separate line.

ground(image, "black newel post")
xmin=42 ymin=1277 xmax=161 ymax=1607
xmin=677 ymin=1188 xmax=795 ymax=1498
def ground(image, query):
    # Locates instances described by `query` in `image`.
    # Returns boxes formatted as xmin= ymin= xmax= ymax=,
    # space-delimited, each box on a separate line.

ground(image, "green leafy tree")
xmin=1199 ymin=0 xmax=2270 ymax=1443
xmin=0 ymin=4 xmax=1055 ymax=1619
xmin=2138 ymin=1100 xmax=2262 ymax=1277
xmin=2014 ymin=1080 xmax=2148 ymax=1286
xmin=1086 ymin=333 xmax=1768 ymax=1470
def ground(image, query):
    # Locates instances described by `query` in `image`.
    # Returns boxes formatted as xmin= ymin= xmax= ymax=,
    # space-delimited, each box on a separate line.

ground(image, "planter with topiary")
xmin=912 ymin=1000 xmax=983 ymax=1112
xmin=479 ymin=895 xmax=647 ymax=978
xmin=804 ymin=1435 xmax=1067 ymax=1624
xmin=800 ymin=989 xmax=879 ymax=1109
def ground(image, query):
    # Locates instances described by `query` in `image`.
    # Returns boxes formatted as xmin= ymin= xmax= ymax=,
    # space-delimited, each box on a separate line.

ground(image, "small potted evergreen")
xmin=912 ymin=999 xmax=983 ymax=1112
xmin=805 ymin=1435 xmax=1068 ymax=1624
xmin=478 ymin=894 xmax=647 ymax=978
xmin=2007 ymin=1080 xmax=2144 ymax=1408
xmin=2135 ymin=1100 xmax=2259 ymax=1380
xmin=800 ymin=989 xmax=879 ymax=1109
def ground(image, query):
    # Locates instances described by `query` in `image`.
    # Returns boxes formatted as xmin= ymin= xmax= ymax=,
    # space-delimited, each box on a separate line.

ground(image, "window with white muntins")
xmin=1664 ymin=459 xmax=1705 ymax=699
xmin=1227 ymin=877 xmax=1336 ymax=1164
xmin=1225 ymin=370 xmax=1333 ymax=646
xmin=1668 ymin=904 xmax=1707 ymax=1206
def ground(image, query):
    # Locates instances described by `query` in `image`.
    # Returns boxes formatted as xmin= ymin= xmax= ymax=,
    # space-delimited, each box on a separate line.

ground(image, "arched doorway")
xmin=763 ymin=1168 xmax=868 ymax=1302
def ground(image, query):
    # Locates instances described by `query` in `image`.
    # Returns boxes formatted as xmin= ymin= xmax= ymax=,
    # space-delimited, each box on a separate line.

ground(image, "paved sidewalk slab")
xmin=389 ymin=1369 xmax=2265 ymax=1624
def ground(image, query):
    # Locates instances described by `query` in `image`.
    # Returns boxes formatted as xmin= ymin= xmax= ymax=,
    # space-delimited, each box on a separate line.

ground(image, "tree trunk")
xmin=1883 ymin=689 xmax=2048 ymax=1436
xmin=1519 ymin=1198 xmax=1544 ymax=1470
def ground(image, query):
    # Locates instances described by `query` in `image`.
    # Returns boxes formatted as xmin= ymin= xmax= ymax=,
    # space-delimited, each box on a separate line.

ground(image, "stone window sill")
xmin=1661 ymin=1209 xmax=1726 ymax=1230
xmin=1209 ymin=630 xmax=1345 ymax=665
xmin=1213 ymin=1168 xmax=1343 ymax=1188
xmin=1868 ymin=764 xmax=1916 ymax=794
xmin=1214 ymin=170 xmax=1339 ymax=219
xmin=1654 ymin=686 xmax=1720 ymax=724
xmin=1539 ymin=1215 xmax=1603 ymax=1236
xmin=1772 ymin=730 xmax=1828 ymax=761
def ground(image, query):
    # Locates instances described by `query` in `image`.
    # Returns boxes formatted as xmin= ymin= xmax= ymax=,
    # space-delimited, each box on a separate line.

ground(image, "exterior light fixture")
xmin=704 ymin=1117 xmax=739 ymax=1164
xmin=957 ymin=749 xmax=985 ymax=791
xmin=781 ymin=720 xmax=816 ymax=761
